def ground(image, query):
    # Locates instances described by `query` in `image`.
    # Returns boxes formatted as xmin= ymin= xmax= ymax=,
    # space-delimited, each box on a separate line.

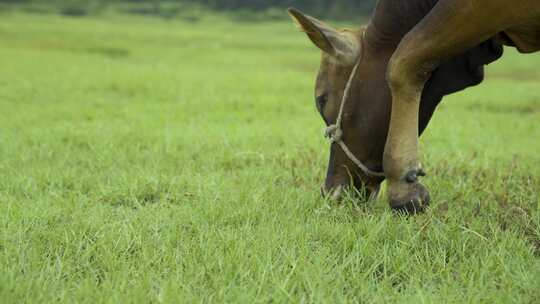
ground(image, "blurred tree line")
xmin=0 ymin=0 xmax=377 ymax=19
xmin=197 ymin=0 xmax=377 ymax=17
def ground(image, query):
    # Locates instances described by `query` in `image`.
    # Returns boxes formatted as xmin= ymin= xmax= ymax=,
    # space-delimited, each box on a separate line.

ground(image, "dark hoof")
xmin=389 ymin=182 xmax=430 ymax=214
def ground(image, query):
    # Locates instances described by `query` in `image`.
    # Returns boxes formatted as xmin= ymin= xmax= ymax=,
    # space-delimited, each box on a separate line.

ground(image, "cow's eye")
xmin=316 ymin=94 xmax=328 ymax=110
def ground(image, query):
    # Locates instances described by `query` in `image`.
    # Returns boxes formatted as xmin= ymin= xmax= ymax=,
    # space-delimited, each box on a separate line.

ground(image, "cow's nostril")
xmin=322 ymin=185 xmax=345 ymax=201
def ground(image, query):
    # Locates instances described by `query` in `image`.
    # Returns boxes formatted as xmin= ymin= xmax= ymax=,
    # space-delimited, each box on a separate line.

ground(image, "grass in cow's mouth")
xmin=0 ymin=12 xmax=539 ymax=303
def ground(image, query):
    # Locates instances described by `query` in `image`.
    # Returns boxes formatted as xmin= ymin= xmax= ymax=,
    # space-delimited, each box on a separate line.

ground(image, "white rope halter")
xmin=324 ymin=59 xmax=386 ymax=178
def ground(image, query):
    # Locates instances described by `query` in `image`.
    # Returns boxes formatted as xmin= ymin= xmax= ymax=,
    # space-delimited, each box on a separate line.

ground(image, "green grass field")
xmin=0 ymin=12 xmax=539 ymax=303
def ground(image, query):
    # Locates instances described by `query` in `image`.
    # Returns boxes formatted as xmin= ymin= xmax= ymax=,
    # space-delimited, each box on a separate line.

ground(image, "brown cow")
xmin=289 ymin=0 xmax=540 ymax=212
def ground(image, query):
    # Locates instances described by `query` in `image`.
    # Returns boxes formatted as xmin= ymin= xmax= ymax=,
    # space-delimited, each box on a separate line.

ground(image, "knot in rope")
xmin=325 ymin=125 xmax=343 ymax=143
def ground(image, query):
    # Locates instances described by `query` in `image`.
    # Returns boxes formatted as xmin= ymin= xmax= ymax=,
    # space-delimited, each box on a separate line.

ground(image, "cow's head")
xmin=288 ymin=8 xmax=390 ymax=201
xmin=288 ymin=8 xmax=503 ymax=202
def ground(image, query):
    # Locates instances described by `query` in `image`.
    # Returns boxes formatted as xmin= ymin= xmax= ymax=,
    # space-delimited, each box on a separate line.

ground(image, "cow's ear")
xmin=288 ymin=7 xmax=360 ymax=64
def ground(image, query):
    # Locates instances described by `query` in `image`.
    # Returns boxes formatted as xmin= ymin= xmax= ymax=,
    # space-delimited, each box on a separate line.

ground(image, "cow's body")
xmin=369 ymin=0 xmax=540 ymax=52
xmin=289 ymin=0 xmax=540 ymax=212
xmin=506 ymin=20 xmax=540 ymax=53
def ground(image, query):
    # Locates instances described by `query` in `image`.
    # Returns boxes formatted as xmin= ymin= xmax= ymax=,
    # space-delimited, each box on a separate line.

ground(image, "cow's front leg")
xmin=380 ymin=0 xmax=514 ymax=213
xmin=384 ymin=49 xmax=435 ymax=213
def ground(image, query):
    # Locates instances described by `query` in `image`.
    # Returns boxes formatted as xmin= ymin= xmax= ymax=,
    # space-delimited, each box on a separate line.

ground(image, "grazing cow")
xmin=288 ymin=0 xmax=540 ymax=212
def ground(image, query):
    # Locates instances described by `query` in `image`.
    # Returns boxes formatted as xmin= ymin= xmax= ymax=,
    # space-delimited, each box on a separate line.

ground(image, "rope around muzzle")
xmin=324 ymin=60 xmax=386 ymax=178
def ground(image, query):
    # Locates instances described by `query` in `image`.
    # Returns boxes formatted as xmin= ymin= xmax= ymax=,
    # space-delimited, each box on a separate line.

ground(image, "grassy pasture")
xmin=0 ymin=12 xmax=539 ymax=303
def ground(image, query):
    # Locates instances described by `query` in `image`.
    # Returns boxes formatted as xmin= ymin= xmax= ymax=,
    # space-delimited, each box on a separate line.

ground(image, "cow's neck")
xmin=365 ymin=0 xmax=439 ymax=49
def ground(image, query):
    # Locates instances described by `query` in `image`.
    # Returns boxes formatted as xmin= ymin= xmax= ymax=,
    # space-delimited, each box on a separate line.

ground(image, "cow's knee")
xmin=387 ymin=50 xmax=434 ymax=96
